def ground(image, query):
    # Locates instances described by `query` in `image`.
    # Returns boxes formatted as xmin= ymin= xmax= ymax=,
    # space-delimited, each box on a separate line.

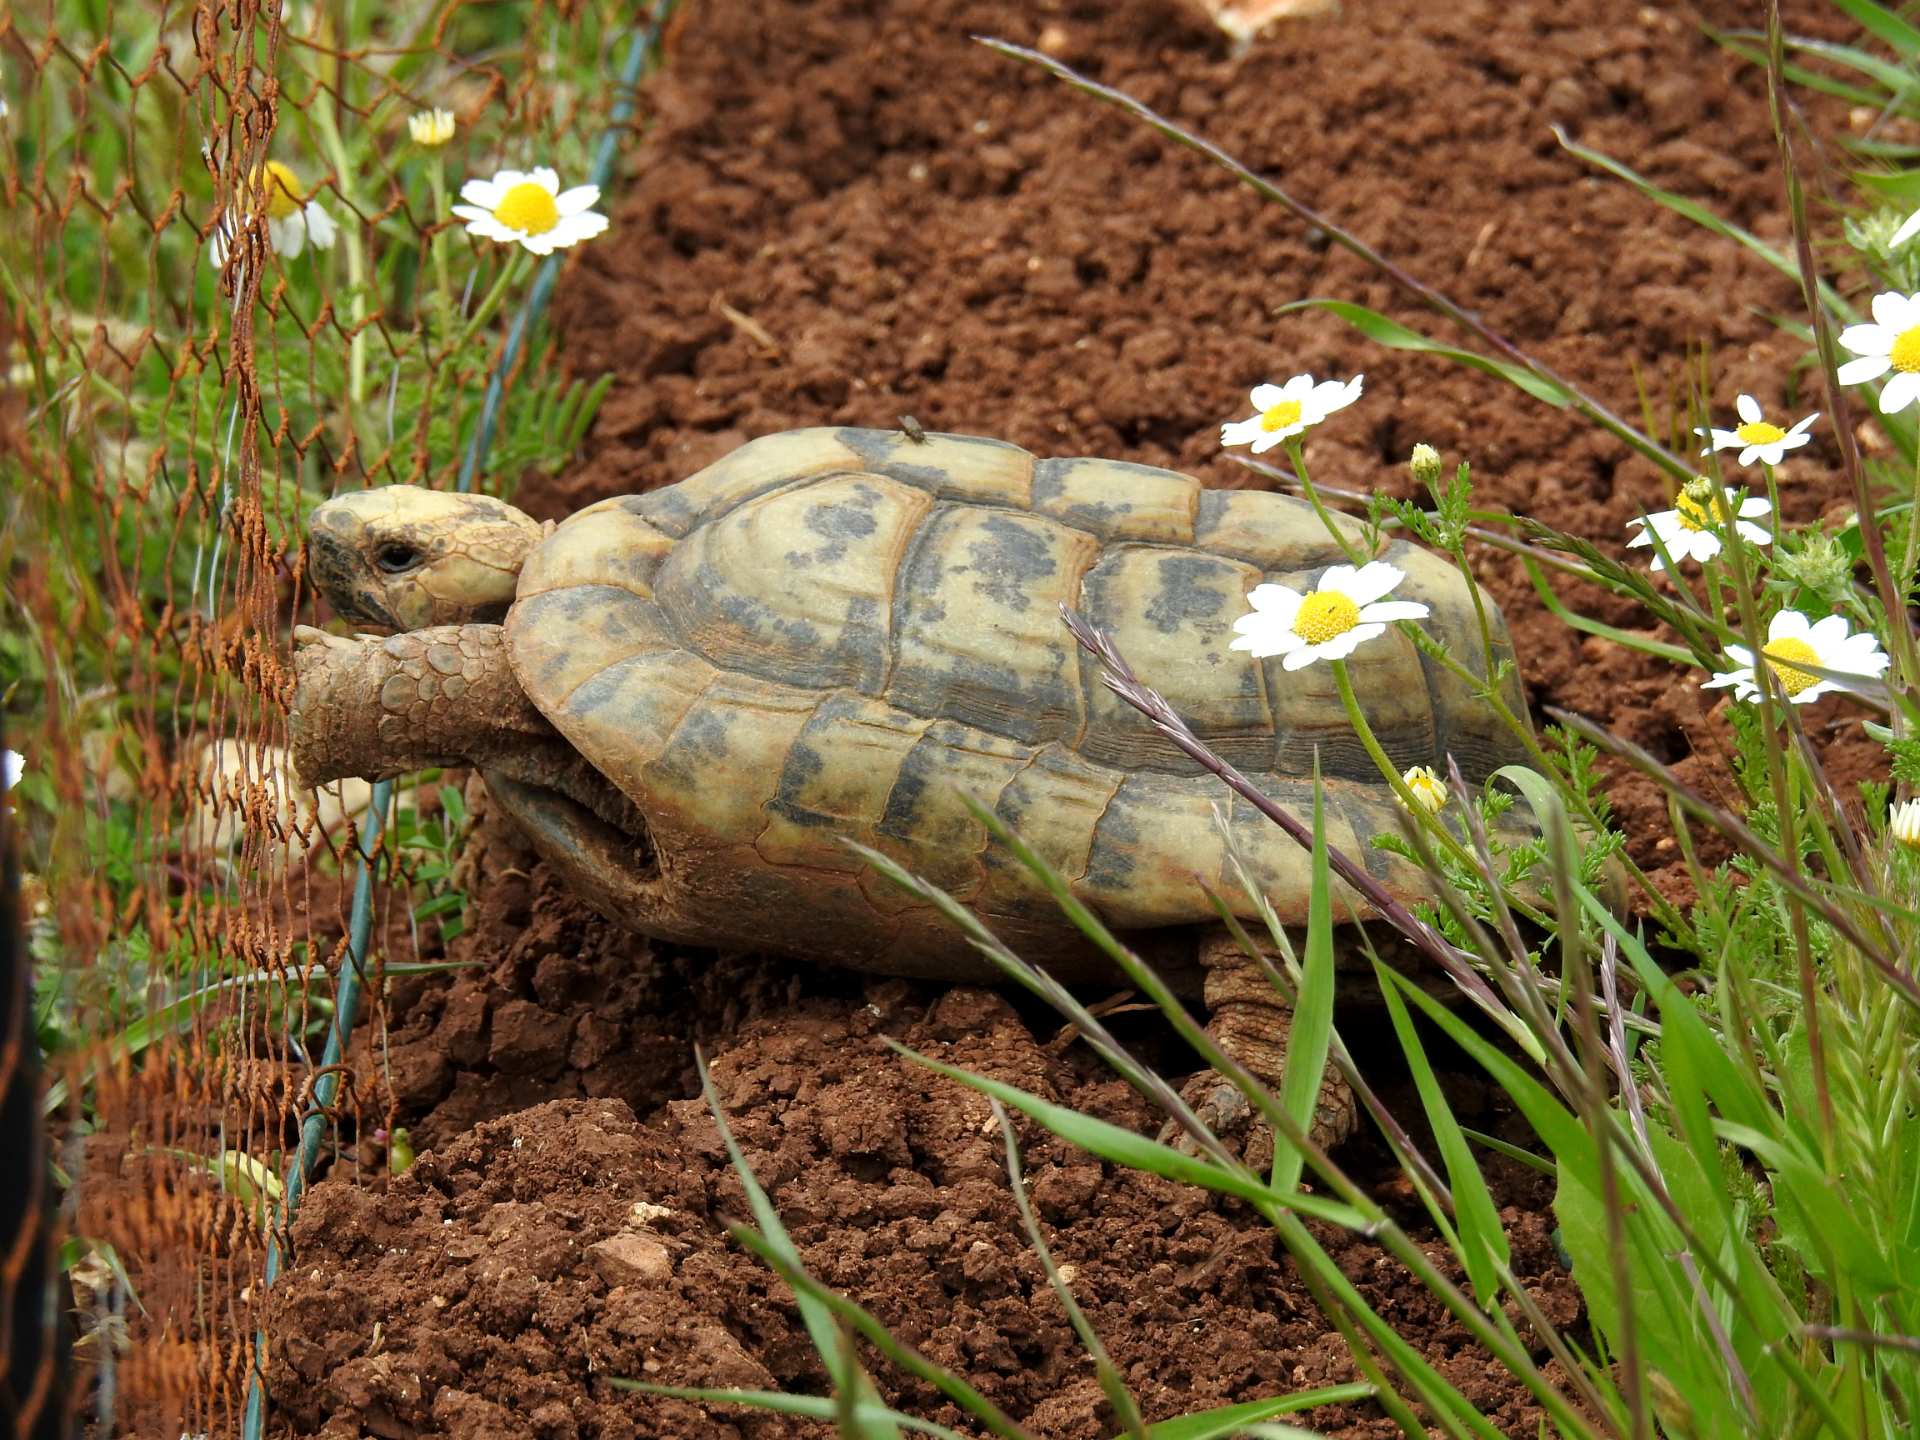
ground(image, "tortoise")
xmin=290 ymin=425 xmax=1533 ymax=1145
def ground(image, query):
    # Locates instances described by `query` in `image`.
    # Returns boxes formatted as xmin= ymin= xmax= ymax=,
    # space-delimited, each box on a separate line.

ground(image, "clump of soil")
xmin=267 ymin=0 xmax=1876 ymax=1434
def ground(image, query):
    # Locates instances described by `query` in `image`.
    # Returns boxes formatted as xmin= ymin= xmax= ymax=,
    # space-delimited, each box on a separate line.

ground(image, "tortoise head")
xmin=307 ymin=486 xmax=543 ymax=631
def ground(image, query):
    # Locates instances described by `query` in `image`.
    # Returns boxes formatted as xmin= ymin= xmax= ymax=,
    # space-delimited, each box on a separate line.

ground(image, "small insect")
xmin=898 ymin=414 xmax=927 ymax=444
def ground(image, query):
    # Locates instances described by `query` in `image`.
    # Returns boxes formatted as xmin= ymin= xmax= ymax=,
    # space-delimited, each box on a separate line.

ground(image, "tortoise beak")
xmin=307 ymin=527 xmax=403 ymax=631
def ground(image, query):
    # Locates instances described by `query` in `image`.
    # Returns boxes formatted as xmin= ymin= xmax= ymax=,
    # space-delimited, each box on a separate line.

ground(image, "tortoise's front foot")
xmin=1157 ymin=931 xmax=1358 ymax=1160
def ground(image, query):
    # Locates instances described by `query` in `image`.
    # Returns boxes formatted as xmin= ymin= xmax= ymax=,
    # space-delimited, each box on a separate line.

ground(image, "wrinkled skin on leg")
xmin=1170 ymin=929 xmax=1358 ymax=1155
xmin=289 ymin=623 xmax=640 ymax=837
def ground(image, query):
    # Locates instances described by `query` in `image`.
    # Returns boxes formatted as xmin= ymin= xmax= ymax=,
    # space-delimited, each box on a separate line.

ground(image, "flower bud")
xmin=1775 ymin=531 xmax=1852 ymax=598
xmin=1409 ymin=444 xmax=1443 ymax=489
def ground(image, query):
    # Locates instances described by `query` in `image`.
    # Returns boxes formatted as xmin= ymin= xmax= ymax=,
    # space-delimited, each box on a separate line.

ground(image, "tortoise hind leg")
xmin=1167 ymin=928 xmax=1357 ymax=1154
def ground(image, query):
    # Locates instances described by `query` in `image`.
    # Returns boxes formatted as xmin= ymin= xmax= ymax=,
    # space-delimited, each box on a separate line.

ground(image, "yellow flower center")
xmin=1734 ymin=420 xmax=1785 ymax=445
xmin=1673 ymin=487 xmax=1731 ymax=533
xmin=1293 ymin=591 xmax=1361 ymax=644
xmin=260 ymin=161 xmax=304 ymax=220
xmin=1260 ymin=399 xmax=1304 ymax=433
xmin=1892 ymin=326 xmax=1920 ymax=374
xmin=1761 ymin=636 xmax=1822 ymax=697
xmin=494 ymin=181 xmax=560 ymax=236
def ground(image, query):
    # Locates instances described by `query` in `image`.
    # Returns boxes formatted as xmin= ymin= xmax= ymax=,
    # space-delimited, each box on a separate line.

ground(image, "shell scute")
xmin=1078 ymin=546 xmax=1273 ymax=773
xmin=508 ymin=585 xmax=675 ymax=709
xmin=888 ymin=507 xmax=1097 ymax=745
xmin=653 ymin=472 xmax=930 ymax=694
xmin=755 ymin=692 xmax=933 ymax=874
xmin=1031 ymin=457 xmax=1198 ymax=544
xmin=518 ymin=499 xmax=673 ymax=600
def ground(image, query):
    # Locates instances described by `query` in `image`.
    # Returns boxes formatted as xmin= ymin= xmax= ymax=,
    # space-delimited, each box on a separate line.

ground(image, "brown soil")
xmin=267 ymin=0 xmax=1877 ymax=1435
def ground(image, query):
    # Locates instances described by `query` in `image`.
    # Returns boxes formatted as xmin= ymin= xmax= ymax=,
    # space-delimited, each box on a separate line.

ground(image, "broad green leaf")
xmin=1276 ymin=298 xmax=1574 ymax=407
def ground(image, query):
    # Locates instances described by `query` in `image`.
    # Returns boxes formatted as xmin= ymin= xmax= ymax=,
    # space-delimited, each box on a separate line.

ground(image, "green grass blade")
xmin=726 ymin=1226 xmax=1036 ymax=1440
xmin=1272 ymin=772 xmax=1336 ymax=1194
xmin=1131 ymin=1385 xmax=1374 ymax=1440
xmin=610 ymin=1383 xmax=974 ymax=1440
xmin=1827 ymin=0 xmax=1920 ymax=59
xmin=994 ymin=1103 xmax=1147 ymax=1439
xmin=1276 ymin=298 xmax=1574 ymax=408
xmin=888 ymin=1040 xmax=1370 ymax=1229
xmin=696 ymin=1052 xmax=900 ymax=1439
xmin=1375 ymin=970 xmax=1508 ymax=1306
xmin=1554 ymin=125 xmax=1855 ymax=323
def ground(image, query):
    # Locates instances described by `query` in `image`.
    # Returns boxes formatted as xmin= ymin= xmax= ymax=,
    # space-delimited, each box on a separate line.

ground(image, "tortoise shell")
xmin=499 ymin=427 xmax=1528 ymax=976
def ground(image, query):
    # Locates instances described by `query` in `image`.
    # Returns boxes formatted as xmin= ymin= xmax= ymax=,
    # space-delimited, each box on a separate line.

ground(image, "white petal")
xmin=1837 ymin=353 xmax=1893 ymax=385
xmin=554 ymin=185 xmax=601 ymax=216
xmin=1737 ymin=495 xmax=1772 ymax=518
xmin=1838 ymin=322 xmax=1891 ymax=356
xmin=459 ymin=178 xmax=504 ymax=209
xmin=1700 ymin=667 xmax=1748 ymax=691
xmin=490 ymin=169 xmax=530 ymax=190
xmin=1883 ymin=371 xmax=1920 ymax=414
xmin=1248 ymin=383 xmax=1287 ymax=409
xmin=551 ymin=211 xmax=609 ymax=245
xmin=303 ymin=202 xmax=338 ymax=251
xmin=530 ymin=166 xmax=560 ymax=195
xmin=1807 ymin=613 xmax=1851 ymax=648
xmin=1279 ymin=373 xmax=1316 ymax=399
xmin=1723 ymin=645 xmax=1754 ymax=667
xmin=1280 ymin=646 xmax=1323 ymax=671
xmin=1733 ymin=520 xmax=1772 ymax=546
xmin=1736 ymin=443 xmax=1771 ymax=468
xmin=1872 ymin=290 xmax=1910 ymax=330
xmin=1893 ymin=209 xmax=1920 ymax=248
xmin=1785 ymin=413 xmax=1818 ymax=437
xmin=1358 ymin=600 xmax=1431 ymax=624
xmin=1681 ymin=532 xmax=1721 ymax=564
xmin=1248 ymin=429 xmax=1290 ymax=453
xmin=1244 ymin=583 xmax=1304 ymax=620
xmin=1735 ymin=393 xmax=1762 ymax=423
xmin=1768 ymin=609 xmax=1812 ymax=642
xmin=1338 ymin=559 xmax=1404 ymax=605
xmin=1220 ymin=417 xmax=1264 ymax=448
xmin=270 ymin=214 xmax=305 ymax=258
xmin=1700 ymin=427 xmax=1741 ymax=453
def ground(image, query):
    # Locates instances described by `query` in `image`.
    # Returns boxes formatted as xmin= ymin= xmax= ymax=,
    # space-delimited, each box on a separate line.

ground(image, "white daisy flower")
xmin=1890 ymin=798 xmax=1920 ymax=851
xmin=451 ymin=167 xmax=608 ymax=255
xmin=1400 ymin=765 xmax=1448 ymax=815
xmin=1219 ymin=373 xmax=1365 ymax=454
xmin=208 ymin=161 xmax=338 ymax=269
xmin=1701 ymin=609 xmax=1890 ymax=706
xmin=1229 ymin=560 xmax=1430 ymax=670
xmin=1695 ymin=394 xmax=1817 ymax=468
xmin=409 ymin=108 xmax=457 ymax=147
xmin=1837 ymin=290 xmax=1920 ymax=414
xmin=1626 ymin=478 xmax=1771 ymax=571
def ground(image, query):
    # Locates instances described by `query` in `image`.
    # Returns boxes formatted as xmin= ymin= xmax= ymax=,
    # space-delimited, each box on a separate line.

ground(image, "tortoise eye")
xmin=375 ymin=543 xmax=420 ymax=574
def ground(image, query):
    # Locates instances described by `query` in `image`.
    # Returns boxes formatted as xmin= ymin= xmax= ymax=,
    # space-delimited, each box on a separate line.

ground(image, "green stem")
xmin=1286 ymin=437 xmax=1366 ymax=565
xmin=451 ymin=249 xmax=529 ymax=357
xmin=308 ymin=102 xmax=368 ymax=411
xmin=427 ymin=155 xmax=453 ymax=330
xmin=1329 ymin=659 xmax=1478 ymax=876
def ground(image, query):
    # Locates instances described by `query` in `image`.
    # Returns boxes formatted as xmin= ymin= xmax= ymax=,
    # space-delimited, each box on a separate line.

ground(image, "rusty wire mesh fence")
xmin=2 ymin=0 xmax=660 ymax=1429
